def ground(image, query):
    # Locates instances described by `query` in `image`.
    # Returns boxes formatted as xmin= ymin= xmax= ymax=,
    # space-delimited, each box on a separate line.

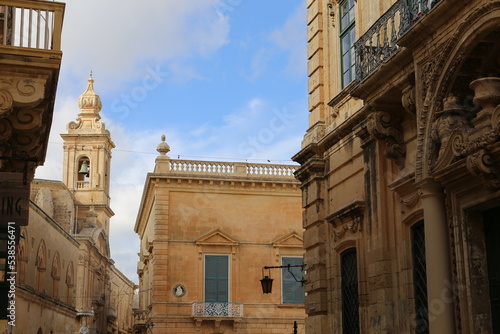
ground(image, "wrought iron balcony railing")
xmin=192 ymin=302 xmax=244 ymax=318
xmin=355 ymin=0 xmax=442 ymax=83
xmin=0 ymin=0 xmax=64 ymax=51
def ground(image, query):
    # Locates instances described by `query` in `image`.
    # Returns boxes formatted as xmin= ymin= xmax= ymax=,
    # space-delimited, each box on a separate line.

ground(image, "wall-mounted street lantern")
xmin=260 ymin=264 xmax=306 ymax=294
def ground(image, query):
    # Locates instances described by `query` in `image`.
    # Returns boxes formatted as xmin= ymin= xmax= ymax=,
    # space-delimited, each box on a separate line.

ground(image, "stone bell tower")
xmin=61 ymin=76 xmax=115 ymax=234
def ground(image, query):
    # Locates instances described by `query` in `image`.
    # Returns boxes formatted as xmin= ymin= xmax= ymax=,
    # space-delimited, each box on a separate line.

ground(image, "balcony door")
xmin=205 ymin=255 xmax=229 ymax=303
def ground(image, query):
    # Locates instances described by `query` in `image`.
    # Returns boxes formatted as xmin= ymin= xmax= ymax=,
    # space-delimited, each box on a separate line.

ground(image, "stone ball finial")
xmin=157 ymin=134 xmax=171 ymax=156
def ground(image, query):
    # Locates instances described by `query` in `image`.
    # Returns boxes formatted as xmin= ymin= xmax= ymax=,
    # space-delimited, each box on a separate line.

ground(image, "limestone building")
xmin=293 ymin=0 xmax=500 ymax=333
xmin=133 ymin=139 xmax=305 ymax=333
xmin=0 ymin=0 xmax=64 ymax=325
xmin=9 ymin=78 xmax=135 ymax=334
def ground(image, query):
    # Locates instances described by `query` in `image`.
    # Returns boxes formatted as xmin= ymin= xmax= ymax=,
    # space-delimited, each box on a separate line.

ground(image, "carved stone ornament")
xmin=434 ymin=78 xmax=500 ymax=189
xmin=431 ymin=94 xmax=472 ymax=169
xmin=466 ymin=149 xmax=500 ymax=190
xmin=0 ymin=75 xmax=49 ymax=175
xmin=67 ymin=76 xmax=108 ymax=135
xmin=325 ymin=200 xmax=364 ymax=242
xmin=401 ymin=86 xmax=416 ymax=114
xmin=327 ymin=1 xmax=335 ymax=27
xmin=367 ymin=111 xmax=406 ymax=169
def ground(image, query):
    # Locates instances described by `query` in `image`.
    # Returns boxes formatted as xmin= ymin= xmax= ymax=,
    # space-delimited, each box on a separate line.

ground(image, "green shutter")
xmin=282 ymin=257 xmax=304 ymax=304
xmin=205 ymin=255 xmax=229 ymax=302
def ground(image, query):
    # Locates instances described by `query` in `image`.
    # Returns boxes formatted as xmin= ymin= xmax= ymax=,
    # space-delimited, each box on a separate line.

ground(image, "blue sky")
xmin=35 ymin=0 xmax=308 ymax=283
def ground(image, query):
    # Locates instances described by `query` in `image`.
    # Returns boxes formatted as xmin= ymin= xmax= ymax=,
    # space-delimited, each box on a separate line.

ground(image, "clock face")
xmin=173 ymin=284 xmax=186 ymax=297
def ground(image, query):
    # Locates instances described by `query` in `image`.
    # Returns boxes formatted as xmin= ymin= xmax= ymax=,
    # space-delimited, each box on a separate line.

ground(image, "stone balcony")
xmin=0 ymin=0 xmax=65 ymax=178
xmin=191 ymin=302 xmax=244 ymax=318
xmin=192 ymin=302 xmax=243 ymax=331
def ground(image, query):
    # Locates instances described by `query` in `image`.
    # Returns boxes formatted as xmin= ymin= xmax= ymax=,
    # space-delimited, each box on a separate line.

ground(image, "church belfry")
xmin=61 ymin=76 xmax=115 ymax=233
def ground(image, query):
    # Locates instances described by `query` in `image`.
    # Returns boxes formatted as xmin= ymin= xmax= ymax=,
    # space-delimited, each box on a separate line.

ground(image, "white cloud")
xmin=60 ymin=0 xmax=229 ymax=91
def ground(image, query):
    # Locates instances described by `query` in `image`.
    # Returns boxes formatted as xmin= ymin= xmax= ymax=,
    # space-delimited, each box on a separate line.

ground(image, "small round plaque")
xmin=173 ymin=284 xmax=186 ymax=297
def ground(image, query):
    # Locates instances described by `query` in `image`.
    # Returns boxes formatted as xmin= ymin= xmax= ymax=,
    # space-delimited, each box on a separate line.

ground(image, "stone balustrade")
xmin=168 ymin=159 xmax=298 ymax=180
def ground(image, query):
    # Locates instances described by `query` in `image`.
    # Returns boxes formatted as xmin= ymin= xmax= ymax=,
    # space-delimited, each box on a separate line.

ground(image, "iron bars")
xmin=354 ymin=0 xmax=442 ymax=83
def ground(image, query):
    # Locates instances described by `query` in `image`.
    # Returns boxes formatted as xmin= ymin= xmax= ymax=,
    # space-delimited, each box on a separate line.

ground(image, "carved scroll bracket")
xmin=0 ymin=76 xmax=47 ymax=118
xmin=367 ymin=110 xmax=406 ymax=169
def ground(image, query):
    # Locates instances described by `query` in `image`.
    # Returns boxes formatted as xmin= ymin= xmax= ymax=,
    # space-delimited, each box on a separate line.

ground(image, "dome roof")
xmin=78 ymin=76 xmax=102 ymax=114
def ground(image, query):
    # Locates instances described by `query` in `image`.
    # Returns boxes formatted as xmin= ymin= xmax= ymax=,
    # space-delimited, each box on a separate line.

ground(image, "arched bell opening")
xmin=77 ymin=156 xmax=91 ymax=188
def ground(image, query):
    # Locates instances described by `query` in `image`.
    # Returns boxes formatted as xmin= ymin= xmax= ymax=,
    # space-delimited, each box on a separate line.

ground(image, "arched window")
xmin=51 ymin=252 xmax=60 ymax=300
xmin=66 ymin=261 xmax=74 ymax=305
xmin=35 ymin=240 xmax=46 ymax=293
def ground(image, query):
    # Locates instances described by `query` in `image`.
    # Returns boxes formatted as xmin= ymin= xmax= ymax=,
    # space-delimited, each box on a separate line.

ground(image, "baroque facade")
xmin=294 ymin=0 xmax=500 ymax=333
xmin=5 ymin=78 xmax=136 ymax=334
xmin=133 ymin=139 xmax=305 ymax=333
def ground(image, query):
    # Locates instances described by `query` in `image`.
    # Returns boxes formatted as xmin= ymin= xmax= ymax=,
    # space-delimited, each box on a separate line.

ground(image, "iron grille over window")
xmin=341 ymin=248 xmax=359 ymax=334
xmin=411 ymin=221 xmax=429 ymax=334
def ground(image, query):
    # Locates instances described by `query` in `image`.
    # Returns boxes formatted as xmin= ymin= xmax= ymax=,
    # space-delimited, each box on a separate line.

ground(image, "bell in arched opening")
xmin=77 ymin=158 xmax=90 ymax=184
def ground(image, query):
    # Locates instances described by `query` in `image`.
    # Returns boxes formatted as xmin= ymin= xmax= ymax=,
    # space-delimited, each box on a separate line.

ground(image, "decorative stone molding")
xmin=272 ymin=231 xmax=303 ymax=263
xmin=399 ymin=189 xmax=423 ymax=214
xmin=327 ymin=1 xmax=335 ymax=27
xmin=196 ymin=228 xmax=239 ymax=260
xmin=433 ymin=78 xmax=500 ymax=189
xmin=466 ymin=149 xmax=500 ymax=190
xmin=401 ymin=86 xmax=416 ymax=114
xmin=367 ymin=111 xmax=406 ymax=169
xmin=421 ymin=60 xmax=435 ymax=103
xmin=431 ymin=94 xmax=472 ymax=170
xmin=417 ymin=1 xmax=500 ymax=181
xmin=0 ymin=74 xmax=51 ymax=176
xmin=325 ymin=200 xmax=364 ymax=242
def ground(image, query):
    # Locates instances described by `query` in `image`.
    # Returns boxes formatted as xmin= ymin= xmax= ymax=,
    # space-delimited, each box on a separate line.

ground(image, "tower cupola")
xmin=78 ymin=75 xmax=102 ymax=116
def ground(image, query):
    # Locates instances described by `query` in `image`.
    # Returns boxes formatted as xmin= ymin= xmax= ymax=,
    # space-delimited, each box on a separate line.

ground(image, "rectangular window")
xmin=205 ymin=255 xmax=229 ymax=303
xmin=282 ymin=257 xmax=304 ymax=304
xmin=341 ymin=248 xmax=359 ymax=334
xmin=340 ymin=0 xmax=356 ymax=88
xmin=411 ymin=221 xmax=429 ymax=334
